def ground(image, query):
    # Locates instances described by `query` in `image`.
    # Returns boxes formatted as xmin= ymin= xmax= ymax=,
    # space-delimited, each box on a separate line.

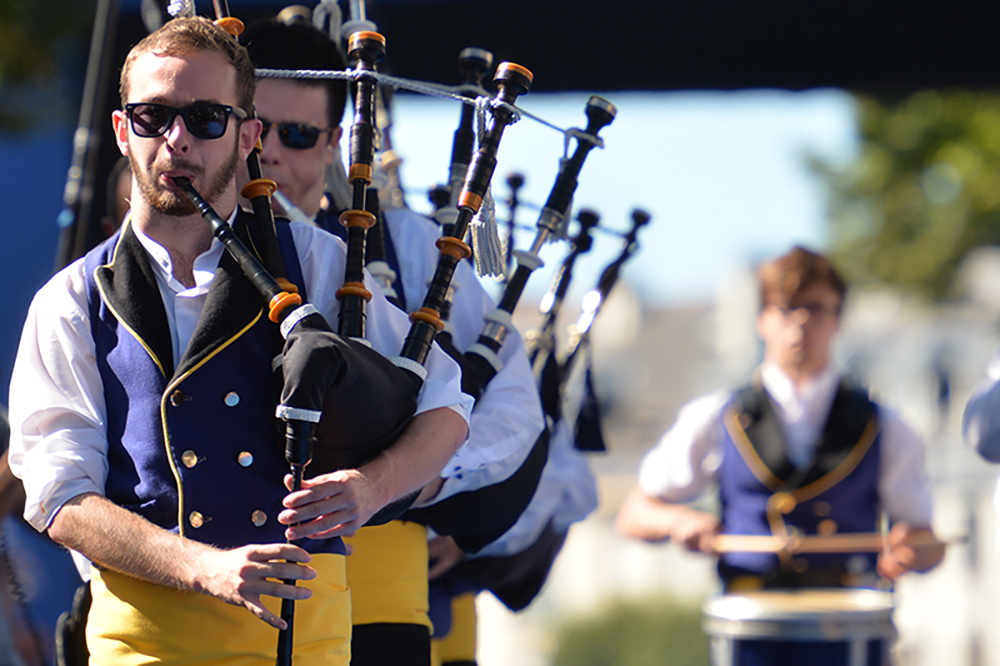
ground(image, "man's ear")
xmin=325 ymin=126 xmax=343 ymax=167
xmin=239 ymin=118 xmax=263 ymax=161
xmin=112 ymin=110 xmax=129 ymax=156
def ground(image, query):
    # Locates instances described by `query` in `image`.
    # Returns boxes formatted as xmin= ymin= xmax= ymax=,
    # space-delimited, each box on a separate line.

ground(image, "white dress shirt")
xmin=8 ymin=213 xmax=473 ymax=533
xmin=638 ymin=361 xmax=934 ymax=526
xmin=382 ymin=208 xmax=545 ymax=503
xmin=473 ymin=417 xmax=598 ymax=558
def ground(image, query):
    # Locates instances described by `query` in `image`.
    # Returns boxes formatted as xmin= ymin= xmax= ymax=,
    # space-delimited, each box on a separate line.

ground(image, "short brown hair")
xmin=241 ymin=18 xmax=348 ymax=129
xmin=757 ymin=245 xmax=847 ymax=313
xmin=120 ymin=16 xmax=256 ymax=114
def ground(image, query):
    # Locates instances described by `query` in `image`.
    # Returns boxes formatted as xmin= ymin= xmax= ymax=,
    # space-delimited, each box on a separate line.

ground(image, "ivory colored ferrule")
xmin=336 ymin=281 xmax=373 ymax=302
xmin=379 ymin=150 xmax=402 ymax=168
xmin=240 ymin=178 xmax=276 ymax=200
xmin=458 ymin=191 xmax=483 ymax=212
xmin=214 ymin=17 xmax=244 ymax=37
xmin=410 ymin=307 xmax=445 ymax=332
xmin=268 ymin=292 xmax=302 ymax=324
xmin=339 ymin=209 xmax=377 ymax=230
xmin=349 ymin=164 xmax=373 ymax=185
xmin=435 ymin=236 xmax=472 ymax=260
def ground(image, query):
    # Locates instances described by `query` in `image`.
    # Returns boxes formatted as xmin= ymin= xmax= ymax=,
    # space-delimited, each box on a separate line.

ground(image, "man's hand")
xmin=280 ymin=407 xmax=468 ymax=540
xmin=877 ymin=523 xmax=946 ymax=580
xmin=195 ymin=543 xmax=316 ymax=630
xmin=279 ymin=469 xmax=381 ymax=540
xmin=672 ymin=509 xmax=721 ymax=554
xmin=616 ymin=486 xmax=719 ymax=554
xmin=47 ymin=493 xmax=318 ymax=629
xmin=428 ymin=535 xmax=465 ymax=580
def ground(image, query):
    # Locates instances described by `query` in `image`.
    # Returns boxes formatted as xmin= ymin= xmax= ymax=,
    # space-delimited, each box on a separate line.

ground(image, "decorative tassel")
xmin=470 ymin=189 xmax=505 ymax=278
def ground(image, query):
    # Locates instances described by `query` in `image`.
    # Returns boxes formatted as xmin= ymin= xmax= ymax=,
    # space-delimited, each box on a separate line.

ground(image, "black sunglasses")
xmin=124 ymin=102 xmax=247 ymax=140
xmin=259 ymin=118 xmax=332 ymax=150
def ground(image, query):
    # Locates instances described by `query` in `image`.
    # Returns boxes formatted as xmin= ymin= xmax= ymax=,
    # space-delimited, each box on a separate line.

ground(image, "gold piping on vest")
xmin=723 ymin=404 xmax=881 ymax=504
xmin=160 ymin=308 xmax=264 ymax=538
xmin=724 ymin=406 xmax=783 ymax=491
xmin=791 ymin=419 xmax=880 ymax=503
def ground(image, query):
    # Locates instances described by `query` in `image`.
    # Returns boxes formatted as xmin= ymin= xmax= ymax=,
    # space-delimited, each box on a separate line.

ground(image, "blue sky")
xmin=385 ymin=88 xmax=860 ymax=306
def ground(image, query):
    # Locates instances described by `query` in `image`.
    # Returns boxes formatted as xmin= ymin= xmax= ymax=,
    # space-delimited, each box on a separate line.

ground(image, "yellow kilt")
xmin=343 ymin=520 xmax=431 ymax=628
xmin=87 ymin=553 xmax=350 ymax=665
xmin=431 ymin=592 xmax=477 ymax=666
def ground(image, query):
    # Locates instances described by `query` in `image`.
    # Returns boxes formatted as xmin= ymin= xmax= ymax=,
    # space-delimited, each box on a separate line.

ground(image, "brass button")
xmin=238 ymin=451 xmax=254 ymax=467
xmin=189 ymin=511 xmax=205 ymax=529
xmin=814 ymin=501 xmax=832 ymax=517
xmin=170 ymin=390 xmax=186 ymax=407
xmin=817 ymin=519 xmax=839 ymax=535
xmin=224 ymin=392 xmax=240 ymax=407
xmin=738 ymin=413 xmax=752 ymax=429
xmin=792 ymin=557 xmax=810 ymax=573
xmin=181 ymin=450 xmax=198 ymax=468
xmin=251 ymin=510 xmax=267 ymax=527
xmin=768 ymin=492 xmax=797 ymax=515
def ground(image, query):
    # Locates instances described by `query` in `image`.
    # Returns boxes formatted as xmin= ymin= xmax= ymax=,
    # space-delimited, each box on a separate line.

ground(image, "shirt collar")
xmin=760 ymin=360 xmax=840 ymax=422
xmin=131 ymin=213 xmax=232 ymax=296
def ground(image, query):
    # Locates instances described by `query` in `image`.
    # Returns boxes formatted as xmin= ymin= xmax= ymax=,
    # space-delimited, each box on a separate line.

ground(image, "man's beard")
xmin=129 ymin=140 xmax=240 ymax=216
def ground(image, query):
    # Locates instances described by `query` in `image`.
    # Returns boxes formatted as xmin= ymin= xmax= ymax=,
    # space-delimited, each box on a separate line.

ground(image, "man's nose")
xmin=259 ymin=125 xmax=282 ymax=162
xmin=164 ymin=115 xmax=191 ymax=152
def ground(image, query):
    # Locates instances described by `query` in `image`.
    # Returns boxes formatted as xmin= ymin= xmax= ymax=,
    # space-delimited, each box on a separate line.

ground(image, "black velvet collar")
xmin=729 ymin=379 xmax=877 ymax=491
xmin=94 ymin=210 xmax=274 ymax=381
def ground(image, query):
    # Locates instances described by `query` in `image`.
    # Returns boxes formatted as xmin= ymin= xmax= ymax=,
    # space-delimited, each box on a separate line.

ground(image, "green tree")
xmin=0 ymin=0 xmax=93 ymax=131
xmin=552 ymin=598 xmax=709 ymax=666
xmin=814 ymin=90 xmax=1000 ymax=301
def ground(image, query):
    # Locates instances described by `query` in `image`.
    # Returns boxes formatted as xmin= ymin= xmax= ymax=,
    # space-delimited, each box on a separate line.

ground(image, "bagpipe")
xmin=398 ymin=93 xmax=615 ymax=554
xmin=502 ymin=172 xmax=527 ymax=281
xmin=444 ymin=95 xmax=616 ymax=402
xmin=170 ymin=2 xmax=533 ymax=659
xmin=434 ymin=47 xmax=494 ymax=237
xmin=530 ymin=208 xmax=651 ymax=449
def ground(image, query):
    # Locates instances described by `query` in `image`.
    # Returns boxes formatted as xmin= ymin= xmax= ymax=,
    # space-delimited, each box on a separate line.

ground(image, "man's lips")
xmin=161 ymin=172 xmax=193 ymax=188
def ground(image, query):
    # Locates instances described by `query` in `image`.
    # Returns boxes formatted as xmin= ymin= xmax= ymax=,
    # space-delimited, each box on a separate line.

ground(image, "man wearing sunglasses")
xmin=7 ymin=16 xmax=473 ymax=666
xmin=241 ymin=17 xmax=546 ymax=666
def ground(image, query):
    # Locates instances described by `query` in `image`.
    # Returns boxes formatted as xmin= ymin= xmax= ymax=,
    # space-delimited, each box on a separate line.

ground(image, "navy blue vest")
xmin=717 ymin=382 xmax=881 ymax=587
xmin=83 ymin=212 xmax=344 ymax=555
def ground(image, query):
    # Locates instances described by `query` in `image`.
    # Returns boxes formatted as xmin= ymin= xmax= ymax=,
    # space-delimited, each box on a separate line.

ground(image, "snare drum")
xmin=702 ymin=589 xmax=896 ymax=666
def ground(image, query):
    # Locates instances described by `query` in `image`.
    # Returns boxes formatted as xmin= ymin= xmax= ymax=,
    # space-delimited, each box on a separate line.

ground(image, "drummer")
xmin=616 ymin=245 xmax=945 ymax=590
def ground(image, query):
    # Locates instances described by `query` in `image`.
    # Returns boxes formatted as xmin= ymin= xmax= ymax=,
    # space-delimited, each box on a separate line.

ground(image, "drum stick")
xmin=711 ymin=532 xmax=961 ymax=554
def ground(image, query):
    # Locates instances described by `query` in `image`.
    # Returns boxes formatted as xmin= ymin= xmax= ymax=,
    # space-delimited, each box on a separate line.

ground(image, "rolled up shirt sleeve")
xmin=9 ymin=260 xmax=110 ymax=532
xmin=637 ymin=390 xmax=729 ymax=503
xmin=423 ymin=250 xmax=544 ymax=502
